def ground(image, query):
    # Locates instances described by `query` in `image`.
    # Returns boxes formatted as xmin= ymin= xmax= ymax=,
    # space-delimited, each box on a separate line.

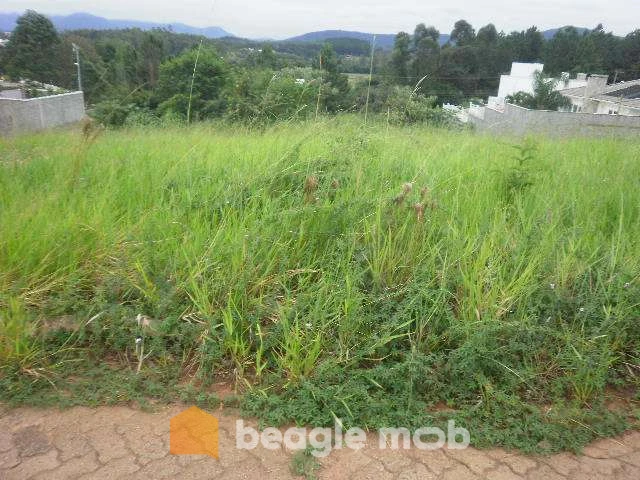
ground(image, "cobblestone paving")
xmin=1 ymin=404 xmax=639 ymax=479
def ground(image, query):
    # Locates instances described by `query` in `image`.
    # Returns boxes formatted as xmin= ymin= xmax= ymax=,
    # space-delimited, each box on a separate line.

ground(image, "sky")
xmin=1 ymin=0 xmax=638 ymax=38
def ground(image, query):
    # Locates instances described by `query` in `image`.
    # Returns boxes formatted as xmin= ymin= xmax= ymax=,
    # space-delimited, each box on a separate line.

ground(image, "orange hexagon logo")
xmin=170 ymin=406 xmax=219 ymax=459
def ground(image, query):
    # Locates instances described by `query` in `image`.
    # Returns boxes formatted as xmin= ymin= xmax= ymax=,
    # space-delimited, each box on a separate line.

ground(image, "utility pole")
xmin=612 ymin=70 xmax=623 ymax=85
xmin=72 ymin=43 xmax=82 ymax=92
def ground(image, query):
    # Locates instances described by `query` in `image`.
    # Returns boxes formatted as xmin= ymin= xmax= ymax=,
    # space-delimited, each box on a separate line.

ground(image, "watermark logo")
xmin=170 ymin=407 xmax=470 ymax=459
xmin=170 ymin=406 xmax=219 ymax=459
xmin=237 ymin=418 xmax=470 ymax=457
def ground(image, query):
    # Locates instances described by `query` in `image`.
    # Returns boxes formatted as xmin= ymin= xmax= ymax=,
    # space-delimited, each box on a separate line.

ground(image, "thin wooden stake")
xmin=364 ymin=35 xmax=376 ymax=125
xmin=315 ymin=54 xmax=323 ymax=121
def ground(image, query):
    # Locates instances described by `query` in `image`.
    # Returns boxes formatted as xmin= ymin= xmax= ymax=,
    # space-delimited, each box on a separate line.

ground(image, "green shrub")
xmin=90 ymin=100 xmax=136 ymax=127
xmin=388 ymin=87 xmax=461 ymax=127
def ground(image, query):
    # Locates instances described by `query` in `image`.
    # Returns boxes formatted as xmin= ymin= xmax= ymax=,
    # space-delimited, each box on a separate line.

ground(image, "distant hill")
xmin=0 ymin=13 xmax=591 ymax=45
xmin=286 ymin=30 xmax=396 ymax=49
xmin=0 ymin=12 xmax=233 ymax=38
xmin=286 ymin=30 xmax=451 ymax=49
xmin=542 ymin=26 xmax=590 ymax=40
xmin=286 ymin=27 xmax=592 ymax=49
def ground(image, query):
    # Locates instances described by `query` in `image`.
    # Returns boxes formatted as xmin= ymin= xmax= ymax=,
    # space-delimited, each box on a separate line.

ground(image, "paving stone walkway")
xmin=1 ymin=404 xmax=639 ymax=479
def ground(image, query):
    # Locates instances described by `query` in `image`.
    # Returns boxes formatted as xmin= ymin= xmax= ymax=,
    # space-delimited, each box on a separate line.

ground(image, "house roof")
xmin=560 ymin=79 xmax=640 ymax=110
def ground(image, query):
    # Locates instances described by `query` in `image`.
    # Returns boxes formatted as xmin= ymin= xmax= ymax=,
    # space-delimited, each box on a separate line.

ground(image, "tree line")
xmin=1 ymin=10 xmax=638 ymax=126
xmin=387 ymin=21 xmax=640 ymax=103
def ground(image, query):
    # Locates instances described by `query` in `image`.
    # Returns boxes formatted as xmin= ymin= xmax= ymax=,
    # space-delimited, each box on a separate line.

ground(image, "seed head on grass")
xmin=304 ymin=175 xmax=319 ymax=204
xmin=413 ymin=202 xmax=425 ymax=222
xmin=393 ymin=182 xmax=414 ymax=206
xmin=328 ymin=178 xmax=340 ymax=201
xmin=393 ymin=193 xmax=406 ymax=206
xmin=136 ymin=313 xmax=156 ymax=331
xmin=81 ymin=117 xmax=103 ymax=144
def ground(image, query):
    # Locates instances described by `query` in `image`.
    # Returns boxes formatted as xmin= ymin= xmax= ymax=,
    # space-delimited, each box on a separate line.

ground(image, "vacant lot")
xmin=1 ymin=117 xmax=639 ymax=453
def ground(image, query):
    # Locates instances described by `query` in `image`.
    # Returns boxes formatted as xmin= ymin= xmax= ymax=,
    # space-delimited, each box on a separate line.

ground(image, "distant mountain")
xmin=288 ymin=30 xmax=439 ymax=49
xmin=286 ymin=31 xmax=396 ymax=49
xmin=542 ymin=26 xmax=590 ymax=40
xmin=286 ymin=27 xmax=593 ymax=49
xmin=286 ymin=30 xmax=453 ymax=49
xmin=0 ymin=12 xmax=233 ymax=38
xmin=0 ymin=13 xmax=591 ymax=45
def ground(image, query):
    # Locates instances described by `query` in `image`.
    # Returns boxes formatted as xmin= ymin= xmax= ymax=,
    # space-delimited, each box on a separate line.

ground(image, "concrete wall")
xmin=0 ymin=89 xmax=24 ymax=100
xmin=0 ymin=92 xmax=85 ymax=136
xmin=469 ymin=103 xmax=640 ymax=138
xmin=563 ymin=78 xmax=589 ymax=90
xmin=585 ymin=75 xmax=609 ymax=98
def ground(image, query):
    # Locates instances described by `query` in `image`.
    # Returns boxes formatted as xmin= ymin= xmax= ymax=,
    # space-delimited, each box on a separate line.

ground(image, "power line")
xmin=345 ymin=74 xmax=504 ymax=80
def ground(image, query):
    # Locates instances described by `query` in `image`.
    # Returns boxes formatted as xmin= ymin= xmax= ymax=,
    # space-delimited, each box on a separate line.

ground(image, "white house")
xmin=496 ymin=62 xmax=545 ymax=98
xmin=559 ymin=78 xmax=640 ymax=116
xmin=488 ymin=62 xmax=589 ymax=111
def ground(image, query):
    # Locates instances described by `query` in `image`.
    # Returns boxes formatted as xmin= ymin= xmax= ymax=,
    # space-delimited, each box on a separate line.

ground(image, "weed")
xmin=0 ymin=298 xmax=40 ymax=375
xmin=1 ymin=117 xmax=638 ymax=453
xmin=290 ymin=446 xmax=320 ymax=479
xmin=500 ymin=140 xmax=537 ymax=201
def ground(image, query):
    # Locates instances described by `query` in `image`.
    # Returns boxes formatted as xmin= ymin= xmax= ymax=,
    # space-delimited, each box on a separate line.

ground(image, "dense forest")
xmin=1 ymin=10 xmax=639 ymax=126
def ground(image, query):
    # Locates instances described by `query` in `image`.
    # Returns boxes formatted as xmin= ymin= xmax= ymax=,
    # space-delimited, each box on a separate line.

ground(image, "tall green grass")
xmin=1 ymin=117 xmax=639 ymax=451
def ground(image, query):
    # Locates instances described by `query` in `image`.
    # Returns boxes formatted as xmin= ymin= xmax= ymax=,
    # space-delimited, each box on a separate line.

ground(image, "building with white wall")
xmin=559 ymin=78 xmax=640 ymax=116
xmin=497 ymin=63 xmax=545 ymax=98
xmin=488 ymin=62 xmax=589 ymax=112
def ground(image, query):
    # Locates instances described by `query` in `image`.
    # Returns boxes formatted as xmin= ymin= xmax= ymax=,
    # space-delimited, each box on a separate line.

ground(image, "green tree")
xmin=414 ymin=23 xmax=440 ymax=44
xmin=506 ymin=71 xmax=571 ymax=110
xmin=315 ymin=43 xmax=339 ymax=73
xmin=316 ymin=43 xmax=350 ymax=112
xmin=257 ymin=44 xmax=278 ymax=69
xmin=3 ymin=10 xmax=60 ymax=83
xmin=450 ymin=20 xmax=476 ymax=47
xmin=501 ymin=27 xmax=544 ymax=63
xmin=391 ymin=32 xmax=412 ymax=83
xmin=522 ymin=27 xmax=544 ymax=61
xmin=138 ymin=32 xmax=164 ymax=88
xmin=412 ymin=24 xmax=440 ymax=80
xmin=58 ymin=34 xmax=107 ymax=102
xmin=622 ymin=30 xmax=640 ymax=80
xmin=543 ymin=26 xmax=581 ymax=75
xmin=477 ymin=24 xmax=498 ymax=45
xmin=156 ymin=46 xmax=230 ymax=120
xmin=575 ymin=25 xmax=622 ymax=75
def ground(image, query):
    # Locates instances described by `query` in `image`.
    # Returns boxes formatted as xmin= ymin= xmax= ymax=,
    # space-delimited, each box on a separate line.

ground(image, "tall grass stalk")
xmin=315 ymin=55 xmax=323 ymax=121
xmin=186 ymin=39 xmax=204 ymax=124
xmin=1 ymin=117 xmax=638 ymax=450
xmin=364 ymin=35 xmax=376 ymax=125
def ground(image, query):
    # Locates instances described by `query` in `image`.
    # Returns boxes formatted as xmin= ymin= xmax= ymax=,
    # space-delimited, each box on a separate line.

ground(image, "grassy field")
xmin=1 ymin=116 xmax=639 ymax=452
